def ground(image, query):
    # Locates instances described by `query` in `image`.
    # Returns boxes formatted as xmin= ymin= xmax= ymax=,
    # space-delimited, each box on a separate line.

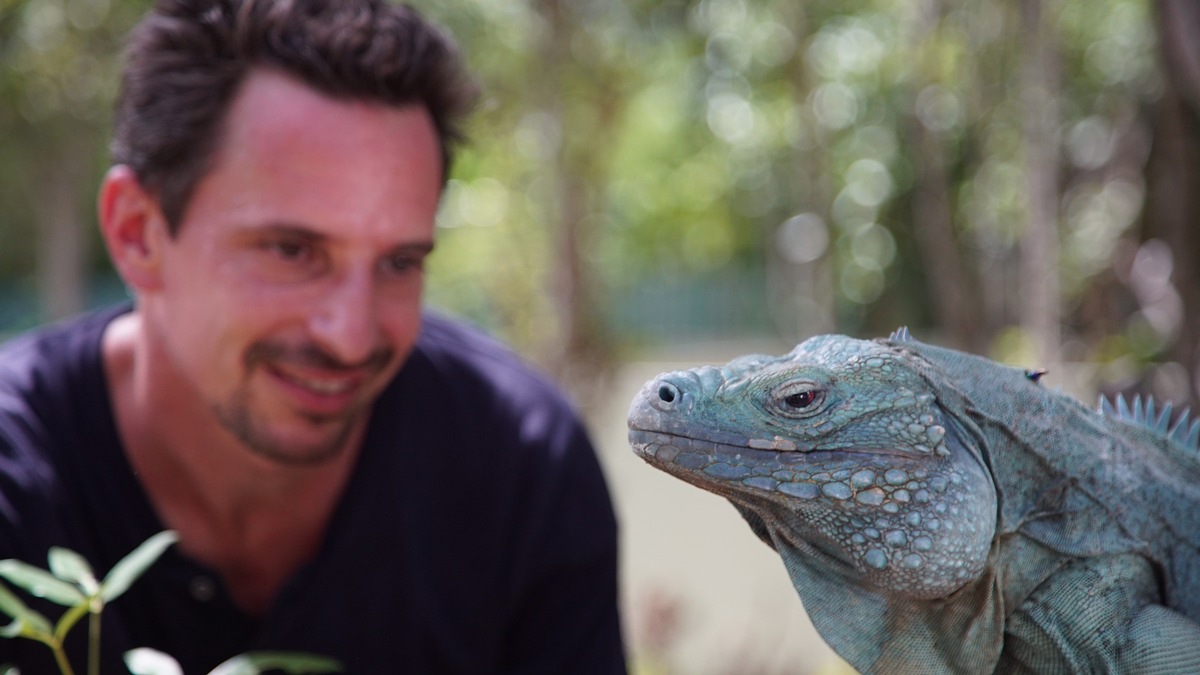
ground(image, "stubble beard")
xmin=212 ymin=390 xmax=361 ymax=467
xmin=212 ymin=339 xmax=395 ymax=467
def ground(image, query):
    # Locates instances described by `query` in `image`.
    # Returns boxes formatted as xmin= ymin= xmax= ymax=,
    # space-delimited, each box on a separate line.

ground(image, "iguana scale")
xmin=627 ymin=330 xmax=1200 ymax=673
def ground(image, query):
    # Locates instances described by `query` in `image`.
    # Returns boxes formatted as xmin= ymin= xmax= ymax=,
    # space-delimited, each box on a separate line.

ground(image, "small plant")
xmin=0 ymin=532 xmax=340 ymax=675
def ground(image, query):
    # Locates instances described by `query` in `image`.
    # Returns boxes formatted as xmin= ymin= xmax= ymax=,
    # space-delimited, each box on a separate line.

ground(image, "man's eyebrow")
xmin=242 ymin=224 xmax=435 ymax=254
xmin=249 ymin=223 xmax=328 ymax=242
xmin=389 ymin=240 xmax=436 ymax=256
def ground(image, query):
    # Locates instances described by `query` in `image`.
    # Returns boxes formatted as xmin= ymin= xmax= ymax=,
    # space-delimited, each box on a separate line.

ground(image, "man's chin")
xmin=244 ymin=434 xmax=351 ymax=467
xmin=215 ymin=402 xmax=360 ymax=467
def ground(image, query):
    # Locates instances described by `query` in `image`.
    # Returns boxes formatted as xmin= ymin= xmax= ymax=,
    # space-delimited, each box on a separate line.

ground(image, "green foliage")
xmin=0 ymin=0 xmax=1191 ymax=400
xmin=125 ymin=649 xmax=342 ymax=675
xmin=418 ymin=0 xmax=1158 ymax=338
xmin=0 ymin=532 xmax=341 ymax=675
xmin=0 ymin=532 xmax=179 ymax=675
xmin=421 ymin=0 xmax=1187 ymax=408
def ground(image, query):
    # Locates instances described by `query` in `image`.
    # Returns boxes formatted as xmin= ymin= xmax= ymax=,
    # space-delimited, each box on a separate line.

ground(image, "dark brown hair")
xmin=111 ymin=0 xmax=478 ymax=232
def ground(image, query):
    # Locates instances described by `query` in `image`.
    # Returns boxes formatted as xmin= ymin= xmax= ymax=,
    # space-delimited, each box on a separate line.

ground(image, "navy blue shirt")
xmin=0 ymin=305 xmax=625 ymax=673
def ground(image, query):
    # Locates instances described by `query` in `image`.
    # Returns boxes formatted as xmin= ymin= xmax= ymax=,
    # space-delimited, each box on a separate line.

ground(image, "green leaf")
xmin=47 ymin=547 xmax=98 ymax=596
xmin=124 ymin=648 xmax=184 ymax=675
xmin=208 ymin=652 xmax=343 ymax=675
xmin=0 ymin=560 xmax=85 ymax=607
xmin=0 ymin=617 xmax=54 ymax=645
xmin=0 ymin=663 xmax=20 ymax=674
xmin=0 ymin=583 xmax=32 ymax=622
xmin=0 ymin=618 xmax=25 ymax=639
xmin=0 ymin=584 xmax=53 ymax=643
xmin=100 ymin=531 xmax=178 ymax=603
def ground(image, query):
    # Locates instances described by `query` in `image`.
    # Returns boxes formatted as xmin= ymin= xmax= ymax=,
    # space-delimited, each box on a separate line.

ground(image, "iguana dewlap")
xmin=628 ymin=330 xmax=1200 ymax=674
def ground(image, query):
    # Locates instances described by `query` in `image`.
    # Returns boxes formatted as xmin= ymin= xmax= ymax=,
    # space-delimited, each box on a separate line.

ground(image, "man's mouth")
xmin=285 ymin=372 xmax=358 ymax=395
xmin=245 ymin=340 xmax=397 ymax=416
xmin=265 ymin=363 xmax=372 ymax=416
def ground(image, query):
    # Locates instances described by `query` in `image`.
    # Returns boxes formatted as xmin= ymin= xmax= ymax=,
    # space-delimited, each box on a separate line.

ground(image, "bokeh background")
xmin=3 ymin=0 xmax=1198 ymax=672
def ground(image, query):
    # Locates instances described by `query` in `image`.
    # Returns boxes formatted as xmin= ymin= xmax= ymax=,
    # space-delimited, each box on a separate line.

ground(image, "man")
xmin=0 ymin=1 xmax=626 ymax=672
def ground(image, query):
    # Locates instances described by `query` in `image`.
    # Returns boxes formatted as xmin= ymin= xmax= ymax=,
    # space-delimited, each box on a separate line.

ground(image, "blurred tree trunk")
xmin=534 ymin=0 xmax=616 ymax=395
xmin=1146 ymin=0 xmax=1200 ymax=406
xmin=771 ymin=2 xmax=836 ymax=341
xmin=906 ymin=0 xmax=986 ymax=353
xmin=35 ymin=132 xmax=90 ymax=322
xmin=1018 ymin=0 xmax=1063 ymax=367
xmin=909 ymin=119 xmax=985 ymax=352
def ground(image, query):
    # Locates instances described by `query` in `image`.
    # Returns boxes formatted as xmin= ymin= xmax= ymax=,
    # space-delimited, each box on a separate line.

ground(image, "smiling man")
xmin=0 ymin=1 xmax=625 ymax=673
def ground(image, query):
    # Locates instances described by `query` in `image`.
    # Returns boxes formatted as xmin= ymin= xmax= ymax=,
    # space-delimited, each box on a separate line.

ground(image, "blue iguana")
xmin=627 ymin=330 xmax=1200 ymax=673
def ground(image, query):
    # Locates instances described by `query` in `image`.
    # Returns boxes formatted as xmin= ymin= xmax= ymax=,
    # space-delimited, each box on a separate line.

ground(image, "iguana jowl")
xmin=628 ymin=330 xmax=1200 ymax=674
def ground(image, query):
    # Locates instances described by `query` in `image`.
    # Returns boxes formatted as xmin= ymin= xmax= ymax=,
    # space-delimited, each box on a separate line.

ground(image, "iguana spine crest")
xmin=1099 ymin=393 xmax=1200 ymax=452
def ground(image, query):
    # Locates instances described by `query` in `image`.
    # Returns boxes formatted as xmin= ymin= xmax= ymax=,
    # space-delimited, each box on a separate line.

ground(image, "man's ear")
xmin=98 ymin=165 xmax=170 ymax=292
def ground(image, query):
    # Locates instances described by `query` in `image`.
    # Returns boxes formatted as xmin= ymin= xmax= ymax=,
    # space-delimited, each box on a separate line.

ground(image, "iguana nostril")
xmin=658 ymin=383 xmax=679 ymax=404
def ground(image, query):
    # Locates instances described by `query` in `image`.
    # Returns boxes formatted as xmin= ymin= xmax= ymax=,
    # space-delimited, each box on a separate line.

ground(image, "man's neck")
xmin=101 ymin=311 xmax=362 ymax=615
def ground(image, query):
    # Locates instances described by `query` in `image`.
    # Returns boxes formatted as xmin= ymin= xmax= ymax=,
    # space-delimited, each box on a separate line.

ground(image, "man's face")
xmin=146 ymin=69 xmax=443 ymax=466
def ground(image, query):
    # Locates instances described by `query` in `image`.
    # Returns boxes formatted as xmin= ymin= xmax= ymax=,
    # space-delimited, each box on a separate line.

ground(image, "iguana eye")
xmin=785 ymin=391 xmax=818 ymax=409
xmin=777 ymin=381 xmax=825 ymax=413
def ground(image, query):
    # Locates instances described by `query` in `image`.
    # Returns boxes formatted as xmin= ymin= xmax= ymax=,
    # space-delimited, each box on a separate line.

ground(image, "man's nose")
xmin=309 ymin=269 xmax=381 ymax=366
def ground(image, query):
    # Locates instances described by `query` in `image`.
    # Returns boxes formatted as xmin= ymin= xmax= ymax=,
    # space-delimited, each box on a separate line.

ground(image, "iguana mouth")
xmin=629 ymin=428 xmax=937 ymax=463
xmin=629 ymin=428 xmax=770 ymax=462
xmin=628 ymin=427 xmax=756 ymax=454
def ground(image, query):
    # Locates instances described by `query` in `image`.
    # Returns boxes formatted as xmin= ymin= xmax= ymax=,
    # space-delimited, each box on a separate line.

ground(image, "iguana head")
xmin=628 ymin=331 xmax=998 ymax=600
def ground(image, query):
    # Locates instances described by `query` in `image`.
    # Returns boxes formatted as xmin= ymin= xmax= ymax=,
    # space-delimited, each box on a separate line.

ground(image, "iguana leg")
xmin=996 ymin=553 xmax=1200 ymax=674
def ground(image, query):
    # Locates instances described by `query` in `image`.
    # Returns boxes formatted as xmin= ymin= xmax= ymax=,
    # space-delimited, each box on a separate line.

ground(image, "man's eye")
xmin=385 ymin=254 xmax=423 ymax=274
xmin=268 ymin=240 xmax=311 ymax=261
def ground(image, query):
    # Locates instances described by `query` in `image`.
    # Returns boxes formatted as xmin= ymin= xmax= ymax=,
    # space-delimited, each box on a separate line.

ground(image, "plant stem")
xmin=51 ymin=643 xmax=76 ymax=675
xmin=88 ymin=610 xmax=100 ymax=675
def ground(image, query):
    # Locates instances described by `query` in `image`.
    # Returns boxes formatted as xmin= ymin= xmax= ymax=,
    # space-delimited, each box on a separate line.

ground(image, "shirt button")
xmin=189 ymin=575 xmax=216 ymax=602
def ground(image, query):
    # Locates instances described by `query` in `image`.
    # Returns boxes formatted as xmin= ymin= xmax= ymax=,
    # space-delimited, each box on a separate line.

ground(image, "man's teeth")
xmin=294 ymin=376 xmax=353 ymax=394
